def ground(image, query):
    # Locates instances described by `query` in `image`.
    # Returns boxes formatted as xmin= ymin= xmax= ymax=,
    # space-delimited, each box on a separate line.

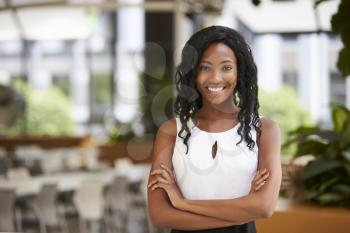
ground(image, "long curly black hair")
xmin=174 ymin=25 xmax=262 ymax=154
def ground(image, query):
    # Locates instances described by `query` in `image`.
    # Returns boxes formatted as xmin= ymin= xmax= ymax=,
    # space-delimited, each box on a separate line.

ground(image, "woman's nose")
xmin=210 ymin=69 xmax=223 ymax=81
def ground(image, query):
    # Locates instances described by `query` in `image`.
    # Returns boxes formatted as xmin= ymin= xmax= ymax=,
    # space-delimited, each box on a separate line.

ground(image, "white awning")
xmin=231 ymin=0 xmax=340 ymax=33
xmin=0 ymin=10 xmax=21 ymax=41
xmin=0 ymin=5 xmax=99 ymax=41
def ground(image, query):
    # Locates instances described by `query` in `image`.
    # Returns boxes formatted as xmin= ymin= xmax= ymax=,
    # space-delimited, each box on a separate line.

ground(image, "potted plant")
xmin=98 ymin=121 xmax=154 ymax=165
xmin=283 ymin=105 xmax=350 ymax=207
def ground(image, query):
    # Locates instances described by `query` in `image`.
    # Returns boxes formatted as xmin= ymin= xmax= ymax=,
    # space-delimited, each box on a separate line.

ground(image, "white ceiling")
xmin=230 ymin=0 xmax=340 ymax=33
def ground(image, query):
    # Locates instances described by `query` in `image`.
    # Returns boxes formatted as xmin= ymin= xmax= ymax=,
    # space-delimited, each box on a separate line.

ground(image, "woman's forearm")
xmin=151 ymin=204 xmax=246 ymax=230
xmin=178 ymin=193 xmax=271 ymax=223
xmin=148 ymin=187 xmax=246 ymax=230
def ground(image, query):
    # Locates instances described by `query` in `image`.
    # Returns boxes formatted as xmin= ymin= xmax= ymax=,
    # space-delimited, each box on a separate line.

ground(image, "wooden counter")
xmin=256 ymin=198 xmax=350 ymax=233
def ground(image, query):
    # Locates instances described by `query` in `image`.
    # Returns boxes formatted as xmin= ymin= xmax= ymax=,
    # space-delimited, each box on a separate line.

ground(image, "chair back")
xmin=73 ymin=179 xmax=104 ymax=220
xmin=0 ymin=188 xmax=16 ymax=232
xmin=35 ymin=183 xmax=59 ymax=226
xmin=105 ymin=176 xmax=129 ymax=212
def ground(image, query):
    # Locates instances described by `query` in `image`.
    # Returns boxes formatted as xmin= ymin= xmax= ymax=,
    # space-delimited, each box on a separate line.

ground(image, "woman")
xmin=147 ymin=25 xmax=281 ymax=233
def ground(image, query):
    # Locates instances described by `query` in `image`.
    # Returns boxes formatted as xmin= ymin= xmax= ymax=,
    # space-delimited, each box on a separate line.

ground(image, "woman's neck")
xmin=196 ymin=102 xmax=238 ymax=121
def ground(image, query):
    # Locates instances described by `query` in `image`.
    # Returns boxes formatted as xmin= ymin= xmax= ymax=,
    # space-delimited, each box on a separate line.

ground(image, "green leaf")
xmin=288 ymin=126 xmax=320 ymax=136
xmin=324 ymin=143 xmax=343 ymax=160
xmin=305 ymin=190 xmax=320 ymax=200
xmin=291 ymin=130 xmax=341 ymax=143
xmin=331 ymin=0 xmax=350 ymax=34
xmin=300 ymin=159 xmax=342 ymax=180
xmin=342 ymin=151 xmax=350 ymax=163
xmin=337 ymin=48 xmax=350 ymax=77
xmin=344 ymin=164 xmax=350 ymax=176
xmin=342 ymin=119 xmax=350 ymax=142
xmin=330 ymin=0 xmax=350 ymax=78
xmin=317 ymin=193 xmax=344 ymax=205
xmin=318 ymin=176 xmax=340 ymax=193
xmin=341 ymin=27 xmax=350 ymax=48
xmin=333 ymin=184 xmax=350 ymax=196
xmin=295 ymin=140 xmax=327 ymax=157
xmin=332 ymin=105 xmax=350 ymax=132
xmin=310 ymin=131 xmax=343 ymax=142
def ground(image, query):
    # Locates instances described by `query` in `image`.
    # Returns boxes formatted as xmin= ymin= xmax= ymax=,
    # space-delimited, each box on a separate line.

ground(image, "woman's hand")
xmin=148 ymin=163 xmax=185 ymax=209
xmin=249 ymin=168 xmax=270 ymax=194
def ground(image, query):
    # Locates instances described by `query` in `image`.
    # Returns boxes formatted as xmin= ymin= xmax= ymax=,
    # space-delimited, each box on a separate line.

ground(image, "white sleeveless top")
xmin=172 ymin=116 xmax=259 ymax=200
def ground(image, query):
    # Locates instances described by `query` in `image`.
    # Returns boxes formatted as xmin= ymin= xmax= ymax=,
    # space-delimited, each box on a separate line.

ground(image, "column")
xmin=115 ymin=0 xmax=145 ymax=123
xmin=319 ymin=33 xmax=331 ymax=123
xmin=253 ymin=34 xmax=283 ymax=92
xmin=70 ymin=40 xmax=89 ymax=124
xmin=297 ymin=33 xmax=330 ymax=123
xmin=27 ymin=42 xmax=51 ymax=90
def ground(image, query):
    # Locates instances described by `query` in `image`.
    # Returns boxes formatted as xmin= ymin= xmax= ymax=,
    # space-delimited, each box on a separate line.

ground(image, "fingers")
xmin=251 ymin=169 xmax=263 ymax=183
xmin=147 ymin=176 xmax=169 ymax=188
xmin=161 ymin=164 xmax=173 ymax=177
xmin=252 ymin=169 xmax=267 ymax=182
xmin=150 ymin=181 xmax=166 ymax=191
xmin=148 ymin=179 xmax=168 ymax=191
xmin=255 ymin=171 xmax=269 ymax=186
xmin=150 ymin=169 xmax=167 ymax=176
xmin=255 ymin=180 xmax=266 ymax=191
xmin=150 ymin=169 xmax=171 ymax=181
xmin=251 ymin=168 xmax=269 ymax=192
xmin=150 ymin=165 xmax=174 ymax=182
xmin=148 ymin=166 xmax=173 ymax=189
xmin=255 ymin=168 xmax=267 ymax=179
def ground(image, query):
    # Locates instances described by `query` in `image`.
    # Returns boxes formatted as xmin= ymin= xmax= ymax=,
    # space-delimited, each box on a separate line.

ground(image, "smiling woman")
xmin=147 ymin=25 xmax=281 ymax=233
xmin=195 ymin=42 xmax=238 ymax=106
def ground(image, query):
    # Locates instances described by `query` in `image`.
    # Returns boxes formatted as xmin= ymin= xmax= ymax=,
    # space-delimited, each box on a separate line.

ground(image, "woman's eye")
xmin=223 ymin=66 xmax=232 ymax=71
xmin=199 ymin=66 xmax=210 ymax=72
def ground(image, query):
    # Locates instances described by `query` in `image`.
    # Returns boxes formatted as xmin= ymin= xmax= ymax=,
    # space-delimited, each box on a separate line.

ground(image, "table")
xmin=0 ymin=164 xmax=151 ymax=197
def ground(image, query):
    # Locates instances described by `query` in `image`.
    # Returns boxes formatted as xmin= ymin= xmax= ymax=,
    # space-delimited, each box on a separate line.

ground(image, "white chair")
xmin=0 ymin=188 xmax=22 ymax=232
xmin=40 ymin=150 xmax=65 ymax=174
xmin=104 ymin=176 xmax=129 ymax=233
xmin=20 ymin=183 xmax=67 ymax=233
xmin=73 ymin=179 xmax=106 ymax=233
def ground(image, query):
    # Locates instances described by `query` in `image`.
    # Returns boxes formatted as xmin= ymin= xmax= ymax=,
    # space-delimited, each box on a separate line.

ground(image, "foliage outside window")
xmin=0 ymin=80 xmax=75 ymax=136
xmin=259 ymin=85 xmax=315 ymax=156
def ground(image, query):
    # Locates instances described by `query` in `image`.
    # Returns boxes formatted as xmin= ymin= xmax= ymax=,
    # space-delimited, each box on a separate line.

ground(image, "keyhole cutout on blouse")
xmin=212 ymin=140 xmax=218 ymax=159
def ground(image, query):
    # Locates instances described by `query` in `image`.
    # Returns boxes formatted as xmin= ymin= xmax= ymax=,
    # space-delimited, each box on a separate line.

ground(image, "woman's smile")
xmin=206 ymin=86 xmax=227 ymax=95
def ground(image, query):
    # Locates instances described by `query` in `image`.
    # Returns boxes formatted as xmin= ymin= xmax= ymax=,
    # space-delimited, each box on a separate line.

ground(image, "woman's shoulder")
xmin=259 ymin=116 xmax=280 ymax=136
xmin=157 ymin=117 xmax=177 ymax=138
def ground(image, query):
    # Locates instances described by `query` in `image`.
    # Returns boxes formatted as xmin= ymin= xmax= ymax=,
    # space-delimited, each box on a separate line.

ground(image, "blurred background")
xmin=0 ymin=0 xmax=349 ymax=233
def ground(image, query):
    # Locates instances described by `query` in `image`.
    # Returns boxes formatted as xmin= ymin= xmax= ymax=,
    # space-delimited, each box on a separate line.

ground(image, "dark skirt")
xmin=170 ymin=221 xmax=256 ymax=233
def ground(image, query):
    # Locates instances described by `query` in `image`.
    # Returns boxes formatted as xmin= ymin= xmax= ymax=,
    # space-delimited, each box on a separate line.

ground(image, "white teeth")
xmin=208 ymin=87 xmax=224 ymax=92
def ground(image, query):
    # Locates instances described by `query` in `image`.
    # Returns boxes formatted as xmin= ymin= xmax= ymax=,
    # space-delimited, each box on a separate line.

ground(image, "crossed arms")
xmin=147 ymin=117 xmax=281 ymax=230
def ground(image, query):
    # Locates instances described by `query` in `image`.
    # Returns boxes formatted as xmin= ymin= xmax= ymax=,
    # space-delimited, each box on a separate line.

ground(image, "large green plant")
xmin=259 ymin=85 xmax=315 ymax=155
xmin=316 ymin=0 xmax=350 ymax=76
xmin=0 ymin=81 xmax=75 ymax=136
xmin=284 ymin=105 xmax=350 ymax=207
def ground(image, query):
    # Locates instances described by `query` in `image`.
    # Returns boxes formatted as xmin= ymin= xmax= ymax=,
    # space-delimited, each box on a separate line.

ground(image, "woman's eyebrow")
xmin=199 ymin=60 xmax=212 ymax=65
xmin=199 ymin=59 xmax=234 ymax=64
xmin=221 ymin=60 xmax=234 ymax=64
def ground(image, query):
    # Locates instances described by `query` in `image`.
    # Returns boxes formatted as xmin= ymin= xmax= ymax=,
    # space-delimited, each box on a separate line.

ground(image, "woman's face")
xmin=195 ymin=42 xmax=237 ymax=106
